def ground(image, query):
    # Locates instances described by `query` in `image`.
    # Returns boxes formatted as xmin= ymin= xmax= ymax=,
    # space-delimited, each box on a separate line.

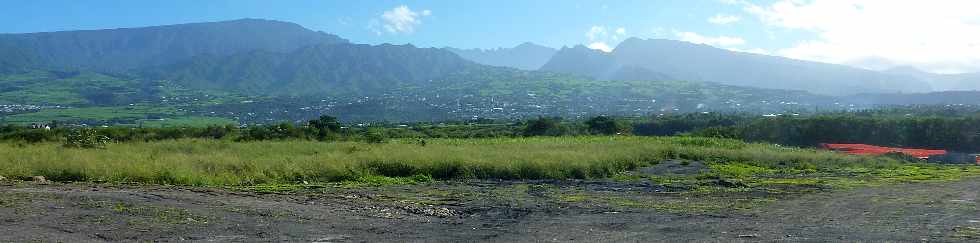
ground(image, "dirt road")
xmin=2 ymin=177 xmax=979 ymax=242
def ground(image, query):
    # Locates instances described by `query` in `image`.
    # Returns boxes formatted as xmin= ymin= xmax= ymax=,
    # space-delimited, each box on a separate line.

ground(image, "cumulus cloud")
xmin=588 ymin=42 xmax=613 ymax=52
xmin=377 ymin=5 xmax=431 ymax=34
xmin=708 ymin=14 xmax=741 ymax=24
xmin=741 ymin=0 xmax=980 ymax=73
xmin=675 ymin=31 xmax=745 ymax=46
xmin=585 ymin=25 xmax=627 ymax=52
xmin=586 ymin=26 xmax=607 ymax=41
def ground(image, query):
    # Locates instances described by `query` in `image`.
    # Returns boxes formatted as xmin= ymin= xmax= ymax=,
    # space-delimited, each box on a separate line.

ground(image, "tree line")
xmin=0 ymin=115 xmax=630 ymax=145
xmin=4 ymin=110 xmax=980 ymax=152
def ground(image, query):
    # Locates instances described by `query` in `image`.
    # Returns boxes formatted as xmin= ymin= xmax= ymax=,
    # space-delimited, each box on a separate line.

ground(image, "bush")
xmin=364 ymin=128 xmax=387 ymax=144
xmin=2 ymin=129 xmax=59 ymax=143
xmin=523 ymin=117 xmax=567 ymax=136
xmin=237 ymin=123 xmax=305 ymax=141
xmin=64 ymin=128 xmax=112 ymax=149
xmin=585 ymin=116 xmax=629 ymax=135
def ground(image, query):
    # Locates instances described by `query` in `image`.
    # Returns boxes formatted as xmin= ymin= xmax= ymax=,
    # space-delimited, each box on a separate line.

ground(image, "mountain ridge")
xmin=0 ymin=18 xmax=349 ymax=73
xmin=445 ymin=42 xmax=556 ymax=70
xmin=541 ymin=37 xmax=932 ymax=96
xmin=143 ymin=42 xmax=482 ymax=96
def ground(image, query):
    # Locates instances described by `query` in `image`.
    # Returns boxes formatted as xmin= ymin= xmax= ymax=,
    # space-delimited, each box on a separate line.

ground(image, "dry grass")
xmin=0 ymin=136 xmax=949 ymax=186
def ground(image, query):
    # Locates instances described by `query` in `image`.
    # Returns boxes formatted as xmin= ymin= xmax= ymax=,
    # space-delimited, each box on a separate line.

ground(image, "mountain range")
xmin=541 ymin=38 xmax=934 ymax=96
xmin=1 ymin=18 xmax=980 ymax=123
xmin=882 ymin=66 xmax=980 ymax=91
xmin=445 ymin=42 xmax=556 ymax=70
xmin=143 ymin=43 xmax=478 ymax=96
xmin=0 ymin=18 xmax=347 ymax=73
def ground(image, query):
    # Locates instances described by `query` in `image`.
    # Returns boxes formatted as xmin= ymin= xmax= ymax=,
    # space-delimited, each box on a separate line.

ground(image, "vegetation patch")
xmin=0 ymin=136 xmax=977 ymax=189
xmin=75 ymin=198 xmax=208 ymax=225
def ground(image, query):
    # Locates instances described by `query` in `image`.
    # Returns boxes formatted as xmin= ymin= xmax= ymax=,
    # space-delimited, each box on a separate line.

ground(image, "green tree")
xmin=523 ymin=117 xmax=566 ymax=136
xmin=308 ymin=115 xmax=342 ymax=141
xmin=585 ymin=116 xmax=627 ymax=135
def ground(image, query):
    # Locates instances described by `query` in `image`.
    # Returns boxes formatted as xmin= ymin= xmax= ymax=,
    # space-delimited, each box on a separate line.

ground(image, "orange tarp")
xmin=820 ymin=143 xmax=946 ymax=159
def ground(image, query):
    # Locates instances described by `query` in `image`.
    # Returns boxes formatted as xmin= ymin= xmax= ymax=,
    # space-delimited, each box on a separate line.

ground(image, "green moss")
xmin=77 ymin=199 xmax=208 ymax=225
xmin=556 ymin=193 xmax=588 ymax=202
xmin=349 ymin=174 xmax=434 ymax=186
xmin=954 ymin=226 xmax=980 ymax=239
xmin=709 ymin=162 xmax=778 ymax=178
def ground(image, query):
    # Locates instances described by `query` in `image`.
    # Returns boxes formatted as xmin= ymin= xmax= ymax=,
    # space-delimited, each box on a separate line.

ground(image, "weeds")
xmin=0 ymin=136 xmax=975 ymax=186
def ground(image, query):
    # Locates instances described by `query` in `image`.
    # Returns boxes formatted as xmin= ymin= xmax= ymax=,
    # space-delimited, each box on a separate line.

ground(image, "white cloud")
xmin=676 ymin=31 xmax=745 ymax=46
xmin=588 ymin=42 xmax=613 ymax=52
xmin=708 ymin=14 xmax=741 ymax=25
xmin=586 ymin=26 xmax=607 ymax=41
xmin=585 ymin=25 xmax=628 ymax=51
xmin=378 ymin=5 xmax=431 ymax=34
xmin=727 ymin=47 xmax=771 ymax=55
xmin=742 ymin=0 xmax=980 ymax=73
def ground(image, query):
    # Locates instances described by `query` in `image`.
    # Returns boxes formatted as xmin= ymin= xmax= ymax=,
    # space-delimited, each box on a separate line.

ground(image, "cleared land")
xmin=1 ymin=136 xmax=979 ymax=241
xmin=2 ymin=175 xmax=979 ymax=242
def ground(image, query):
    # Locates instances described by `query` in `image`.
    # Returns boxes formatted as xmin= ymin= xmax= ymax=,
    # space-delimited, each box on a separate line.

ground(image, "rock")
xmin=0 ymin=175 xmax=6 ymax=181
xmin=32 ymin=176 xmax=49 ymax=184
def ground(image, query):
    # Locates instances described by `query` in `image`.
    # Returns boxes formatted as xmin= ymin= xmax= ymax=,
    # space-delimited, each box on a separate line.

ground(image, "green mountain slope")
xmin=0 ymin=18 xmax=347 ymax=73
xmin=541 ymin=38 xmax=931 ymax=96
xmin=143 ymin=43 xmax=480 ymax=96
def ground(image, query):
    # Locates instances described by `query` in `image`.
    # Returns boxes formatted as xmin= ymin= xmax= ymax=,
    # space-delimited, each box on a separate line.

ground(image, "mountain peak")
xmin=445 ymin=42 xmax=557 ymax=70
xmin=0 ymin=18 xmax=349 ymax=72
xmin=541 ymin=37 xmax=931 ymax=95
xmin=514 ymin=42 xmax=550 ymax=50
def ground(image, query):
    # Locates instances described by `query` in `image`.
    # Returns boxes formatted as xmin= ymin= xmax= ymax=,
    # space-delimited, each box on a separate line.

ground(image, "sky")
xmin=3 ymin=0 xmax=980 ymax=74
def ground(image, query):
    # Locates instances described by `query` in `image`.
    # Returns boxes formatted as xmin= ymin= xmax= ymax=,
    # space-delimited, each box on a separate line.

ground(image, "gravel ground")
xmin=1 ymin=176 xmax=979 ymax=242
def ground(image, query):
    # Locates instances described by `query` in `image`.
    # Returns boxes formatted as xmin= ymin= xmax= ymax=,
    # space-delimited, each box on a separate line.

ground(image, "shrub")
xmin=585 ymin=116 xmax=628 ymax=135
xmin=2 ymin=129 xmax=59 ymax=143
xmin=523 ymin=117 xmax=566 ymax=136
xmin=364 ymin=128 xmax=387 ymax=144
xmin=64 ymin=128 xmax=112 ymax=149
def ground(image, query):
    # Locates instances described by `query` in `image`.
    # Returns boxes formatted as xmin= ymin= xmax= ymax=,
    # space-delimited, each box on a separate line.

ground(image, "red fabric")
xmin=820 ymin=143 xmax=946 ymax=159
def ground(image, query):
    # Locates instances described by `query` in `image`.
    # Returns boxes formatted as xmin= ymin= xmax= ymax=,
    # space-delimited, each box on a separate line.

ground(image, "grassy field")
xmin=1 ymin=105 xmax=177 ymax=124
xmin=1 ymin=136 xmax=976 ymax=187
xmin=138 ymin=117 xmax=237 ymax=128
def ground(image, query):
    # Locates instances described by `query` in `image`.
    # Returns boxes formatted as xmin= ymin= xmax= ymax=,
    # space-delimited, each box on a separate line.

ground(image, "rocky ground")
xmin=1 ymin=173 xmax=979 ymax=242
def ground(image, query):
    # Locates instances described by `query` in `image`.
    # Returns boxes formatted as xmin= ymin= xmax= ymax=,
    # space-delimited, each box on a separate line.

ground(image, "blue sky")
xmin=0 ymin=1 xmax=793 ymax=50
xmin=4 ymin=0 xmax=980 ymax=73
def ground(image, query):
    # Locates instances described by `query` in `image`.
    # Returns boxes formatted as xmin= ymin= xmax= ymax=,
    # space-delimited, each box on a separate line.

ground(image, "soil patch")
xmin=636 ymin=160 xmax=711 ymax=176
xmin=1 ymin=177 xmax=979 ymax=242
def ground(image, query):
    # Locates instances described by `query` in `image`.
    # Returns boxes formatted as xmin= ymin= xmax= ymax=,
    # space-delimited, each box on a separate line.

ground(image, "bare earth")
xmin=2 ymin=176 xmax=979 ymax=242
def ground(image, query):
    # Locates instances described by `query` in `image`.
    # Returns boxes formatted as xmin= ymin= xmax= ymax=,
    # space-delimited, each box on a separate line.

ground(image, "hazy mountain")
xmin=540 ymin=45 xmax=674 ymax=81
xmin=445 ymin=42 xmax=556 ymax=70
xmin=143 ymin=43 xmax=480 ymax=96
xmin=541 ymin=38 xmax=931 ymax=96
xmin=883 ymin=66 xmax=980 ymax=91
xmin=0 ymin=18 xmax=348 ymax=73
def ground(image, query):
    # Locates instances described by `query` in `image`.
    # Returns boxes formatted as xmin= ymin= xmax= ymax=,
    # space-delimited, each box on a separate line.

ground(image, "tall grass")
xmin=0 ymin=136 xmax=907 ymax=186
